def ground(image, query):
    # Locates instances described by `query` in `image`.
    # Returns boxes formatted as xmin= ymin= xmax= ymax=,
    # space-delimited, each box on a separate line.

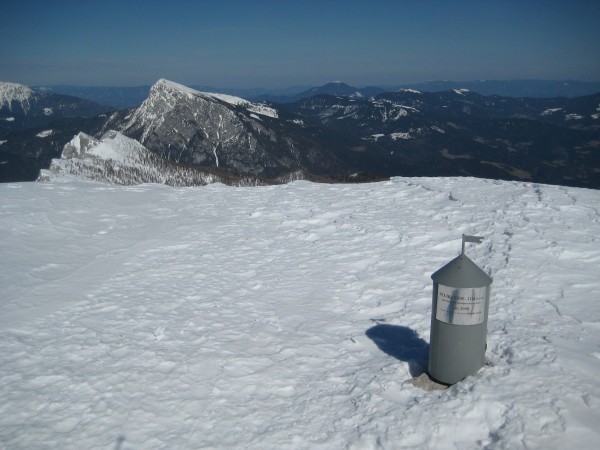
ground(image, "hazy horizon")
xmin=2 ymin=78 xmax=597 ymax=91
xmin=1 ymin=0 xmax=600 ymax=89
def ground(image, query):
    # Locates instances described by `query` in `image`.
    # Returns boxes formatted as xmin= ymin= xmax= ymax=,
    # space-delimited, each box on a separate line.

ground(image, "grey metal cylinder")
xmin=428 ymin=240 xmax=492 ymax=385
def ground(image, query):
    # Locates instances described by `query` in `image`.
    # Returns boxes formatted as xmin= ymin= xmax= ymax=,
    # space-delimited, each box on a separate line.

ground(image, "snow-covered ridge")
xmin=151 ymin=78 xmax=278 ymax=118
xmin=40 ymin=131 xmax=165 ymax=183
xmin=0 ymin=81 xmax=35 ymax=111
xmin=153 ymin=78 xmax=200 ymax=98
xmin=40 ymin=130 xmax=261 ymax=187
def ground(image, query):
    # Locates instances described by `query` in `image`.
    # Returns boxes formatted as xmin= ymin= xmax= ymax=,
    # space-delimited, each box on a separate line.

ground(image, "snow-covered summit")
xmin=152 ymin=78 xmax=200 ymax=99
xmin=152 ymin=78 xmax=246 ymax=106
xmin=0 ymin=81 xmax=35 ymax=111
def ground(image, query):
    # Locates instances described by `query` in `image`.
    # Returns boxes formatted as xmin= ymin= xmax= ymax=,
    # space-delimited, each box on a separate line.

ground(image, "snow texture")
xmin=1 ymin=177 xmax=599 ymax=449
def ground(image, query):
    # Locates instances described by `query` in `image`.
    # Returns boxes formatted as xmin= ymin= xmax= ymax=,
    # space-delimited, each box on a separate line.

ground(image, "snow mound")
xmin=1 ymin=177 xmax=599 ymax=448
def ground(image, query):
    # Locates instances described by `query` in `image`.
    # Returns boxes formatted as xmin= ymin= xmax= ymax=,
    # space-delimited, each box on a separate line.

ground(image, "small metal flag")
xmin=461 ymin=234 xmax=484 ymax=254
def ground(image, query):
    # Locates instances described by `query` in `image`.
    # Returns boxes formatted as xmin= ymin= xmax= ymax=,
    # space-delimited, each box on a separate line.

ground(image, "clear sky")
xmin=1 ymin=0 xmax=599 ymax=88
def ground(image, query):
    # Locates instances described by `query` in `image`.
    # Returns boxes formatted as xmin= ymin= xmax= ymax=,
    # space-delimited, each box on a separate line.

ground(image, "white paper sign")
xmin=436 ymin=284 xmax=486 ymax=325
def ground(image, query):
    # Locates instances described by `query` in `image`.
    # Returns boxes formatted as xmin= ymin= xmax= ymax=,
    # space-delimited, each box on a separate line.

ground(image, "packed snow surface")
xmin=1 ymin=177 xmax=599 ymax=449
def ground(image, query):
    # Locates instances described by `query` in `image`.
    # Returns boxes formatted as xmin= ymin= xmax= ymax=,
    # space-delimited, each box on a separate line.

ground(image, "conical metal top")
xmin=431 ymin=235 xmax=493 ymax=287
xmin=431 ymin=253 xmax=492 ymax=287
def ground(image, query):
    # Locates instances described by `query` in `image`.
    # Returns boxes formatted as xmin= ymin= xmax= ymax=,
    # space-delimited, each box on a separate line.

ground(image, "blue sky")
xmin=1 ymin=0 xmax=599 ymax=88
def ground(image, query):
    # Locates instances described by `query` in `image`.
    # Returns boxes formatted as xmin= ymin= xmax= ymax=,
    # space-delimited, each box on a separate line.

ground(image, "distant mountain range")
xmin=34 ymin=79 xmax=600 ymax=109
xmin=1 ymin=79 xmax=599 ymax=188
xmin=1 ymin=81 xmax=112 ymax=132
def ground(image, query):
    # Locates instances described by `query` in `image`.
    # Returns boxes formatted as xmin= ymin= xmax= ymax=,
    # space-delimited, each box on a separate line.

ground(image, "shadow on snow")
xmin=365 ymin=323 xmax=429 ymax=377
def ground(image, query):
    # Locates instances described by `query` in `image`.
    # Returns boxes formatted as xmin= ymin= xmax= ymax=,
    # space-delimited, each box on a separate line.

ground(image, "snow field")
xmin=0 ymin=177 xmax=599 ymax=449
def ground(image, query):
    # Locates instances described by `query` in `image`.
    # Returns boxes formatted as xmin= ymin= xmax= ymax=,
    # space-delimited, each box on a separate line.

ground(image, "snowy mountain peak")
xmin=124 ymin=79 xmax=278 ymax=151
xmin=152 ymin=78 xmax=201 ymax=99
xmin=0 ymin=81 xmax=35 ymax=111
